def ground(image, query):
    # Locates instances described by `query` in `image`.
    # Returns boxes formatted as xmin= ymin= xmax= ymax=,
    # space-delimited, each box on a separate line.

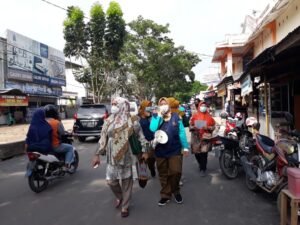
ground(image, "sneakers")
xmin=174 ymin=194 xmax=183 ymax=204
xmin=158 ymin=198 xmax=170 ymax=206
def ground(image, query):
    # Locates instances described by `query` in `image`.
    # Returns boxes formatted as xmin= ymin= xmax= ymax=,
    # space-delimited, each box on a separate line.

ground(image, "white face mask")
xmin=160 ymin=105 xmax=169 ymax=113
xmin=111 ymin=105 xmax=120 ymax=114
xmin=200 ymin=106 xmax=207 ymax=113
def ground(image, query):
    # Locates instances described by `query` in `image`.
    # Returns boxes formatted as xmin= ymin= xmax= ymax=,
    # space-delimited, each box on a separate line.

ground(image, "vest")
xmin=47 ymin=118 xmax=60 ymax=148
xmin=155 ymin=113 xmax=182 ymax=158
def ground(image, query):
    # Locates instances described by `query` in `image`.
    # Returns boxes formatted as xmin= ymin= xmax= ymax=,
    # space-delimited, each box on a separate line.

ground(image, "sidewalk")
xmin=0 ymin=119 xmax=74 ymax=144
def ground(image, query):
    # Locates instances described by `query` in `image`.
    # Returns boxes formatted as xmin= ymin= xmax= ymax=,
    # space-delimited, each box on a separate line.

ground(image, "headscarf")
xmin=138 ymin=100 xmax=152 ymax=118
xmin=198 ymin=101 xmax=208 ymax=113
xmin=113 ymin=97 xmax=130 ymax=130
xmin=26 ymin=108 xmax=52 ymax=152
xmin=158 ymin=97 xmax=172 ymax=121
xmin=167 ymin=97 xmax=185 ymax=117
xmin=109 ymin=97 xmax=133 ymax=163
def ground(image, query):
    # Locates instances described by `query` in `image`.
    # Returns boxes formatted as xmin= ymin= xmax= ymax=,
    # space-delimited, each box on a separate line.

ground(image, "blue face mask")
xmin=200 ymin=106 xmax=207 ymax=113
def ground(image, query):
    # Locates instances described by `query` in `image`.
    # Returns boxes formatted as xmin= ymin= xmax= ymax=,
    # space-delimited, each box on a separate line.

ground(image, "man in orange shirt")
xmin=44 ymin=105 xmax=74 ymax=170
xmin=189 ymin=101 xmax=215 ymax=176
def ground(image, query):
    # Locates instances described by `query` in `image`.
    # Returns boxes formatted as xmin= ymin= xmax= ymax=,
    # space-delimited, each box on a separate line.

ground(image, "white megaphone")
xmin=152 ymin=130 xmax=168 ymax=148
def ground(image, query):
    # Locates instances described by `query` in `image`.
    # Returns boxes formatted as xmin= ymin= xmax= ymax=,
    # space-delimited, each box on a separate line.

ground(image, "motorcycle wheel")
xmin=28 ymin=164 xmax=48 ymax=193
xmin=78 ymin=137 xmax=86 ymax=142
xmin=219 ymin=149 xmax=239 ymax=179
xmin=70 ymin=150 xmax=79 ymax=173
xmin=245 ymin=155 xmax=260 ymax=191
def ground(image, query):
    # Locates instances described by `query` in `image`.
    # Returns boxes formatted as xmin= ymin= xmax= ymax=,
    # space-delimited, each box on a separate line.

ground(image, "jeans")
xmin=53 ymin=143 xmax=74 ymax=164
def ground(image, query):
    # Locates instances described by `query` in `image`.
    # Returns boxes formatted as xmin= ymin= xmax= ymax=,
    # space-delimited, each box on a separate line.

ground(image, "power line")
xmin=40 ymin=0 xmax=90 ymax=19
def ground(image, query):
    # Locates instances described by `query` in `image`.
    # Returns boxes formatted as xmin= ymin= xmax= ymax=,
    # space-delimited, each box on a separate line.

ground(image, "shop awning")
xmin=0 ymin=89 xmax=28 ymax=106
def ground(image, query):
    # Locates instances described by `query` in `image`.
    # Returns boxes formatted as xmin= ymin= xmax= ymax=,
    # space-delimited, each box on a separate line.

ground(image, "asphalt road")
xmin=0 ymin=137 xmax=279 ymax=225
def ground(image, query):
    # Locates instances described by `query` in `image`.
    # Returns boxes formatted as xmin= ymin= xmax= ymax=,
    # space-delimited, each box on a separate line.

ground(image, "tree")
xmin=63 ymin=2 xmax=126 ymax=103
xmin=122 ymin=16 xmax=200 ymax=101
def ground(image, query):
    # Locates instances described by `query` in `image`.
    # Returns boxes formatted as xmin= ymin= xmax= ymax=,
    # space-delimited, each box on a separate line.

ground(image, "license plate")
xmin=81 ymin=121 xmax=97 ymax=127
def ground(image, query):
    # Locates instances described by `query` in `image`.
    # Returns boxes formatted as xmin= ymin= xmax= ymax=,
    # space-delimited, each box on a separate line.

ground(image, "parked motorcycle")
xmin=243 ymin=125 xmax=300 ymax=197
xmin=25 ymin=132 xmax=79 ymax=193
xmin=208 ymin=127 xmax=254 ymax=179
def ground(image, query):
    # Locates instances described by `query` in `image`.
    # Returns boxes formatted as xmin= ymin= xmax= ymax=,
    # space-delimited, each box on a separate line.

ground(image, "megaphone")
xmin=152 ymin=130 xmax=168 ymax=148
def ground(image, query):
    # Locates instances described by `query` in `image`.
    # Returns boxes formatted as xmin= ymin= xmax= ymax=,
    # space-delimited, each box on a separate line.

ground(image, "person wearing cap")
xmin=138 ymin=100 xmax=156 ymax=177
xmin=189 ymin=101 xmax=215 ymax=177
xmin=150 ymin=97 xmax=189 ymax=206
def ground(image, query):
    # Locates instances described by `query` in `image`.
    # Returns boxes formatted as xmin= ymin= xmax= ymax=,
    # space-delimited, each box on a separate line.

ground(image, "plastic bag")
xmin=136 ymin=159 xmax=148 ymax=188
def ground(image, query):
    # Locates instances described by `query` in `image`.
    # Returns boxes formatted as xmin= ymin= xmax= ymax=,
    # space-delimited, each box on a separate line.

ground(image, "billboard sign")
xmin=5 ymin=30 xmax=65 ymax=96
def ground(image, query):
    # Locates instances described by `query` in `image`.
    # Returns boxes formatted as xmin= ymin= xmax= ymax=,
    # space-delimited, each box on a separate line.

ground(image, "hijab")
xmin=26 ymin=108 xmax=52 ymax=151
xmin=138 ymin=100 xmax=152 ymax=118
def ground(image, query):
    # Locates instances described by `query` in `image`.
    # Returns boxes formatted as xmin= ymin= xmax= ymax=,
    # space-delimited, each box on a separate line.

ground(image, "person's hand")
xmin=142 ymin=152 xmax=149 ymax=161
xmin=92 ymin=155 xmax=100 ymax=168
xmin=182 ymin=148 xmax=189 ymax=157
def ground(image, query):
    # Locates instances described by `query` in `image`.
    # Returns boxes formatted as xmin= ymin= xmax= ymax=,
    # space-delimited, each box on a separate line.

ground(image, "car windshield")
xmin=78 ymin=105 xmax=106 ymax=117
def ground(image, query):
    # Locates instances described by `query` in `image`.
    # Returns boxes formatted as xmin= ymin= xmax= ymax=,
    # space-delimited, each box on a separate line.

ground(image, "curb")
xmin=0 ymin=140 xmax=25 ymax=160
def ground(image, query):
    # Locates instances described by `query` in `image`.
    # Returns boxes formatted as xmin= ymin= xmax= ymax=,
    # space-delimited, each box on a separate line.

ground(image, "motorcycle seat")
xmin=256 ymin=134 xmax=274 ymax=154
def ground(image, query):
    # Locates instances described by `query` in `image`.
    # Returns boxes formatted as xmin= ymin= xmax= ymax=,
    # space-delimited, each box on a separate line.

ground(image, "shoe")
xmin=158 ymin=198 xmax=170 ymax=206
xmin=179 ymin=180 xmax=183 ymax=186
xmin=174 ymin=194 xmax=183 ymax=204
xmin=200 ymin=170 xmax=207 ymax=177
xmin=121 ymin=209 xmax=129 ymax=218
xmin=115 ymin=199 xmax=122 ymax=208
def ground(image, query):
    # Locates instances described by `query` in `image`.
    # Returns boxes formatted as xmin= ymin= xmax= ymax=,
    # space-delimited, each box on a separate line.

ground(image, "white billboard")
xmin=6 ymin=30 xmax=65 ymax=96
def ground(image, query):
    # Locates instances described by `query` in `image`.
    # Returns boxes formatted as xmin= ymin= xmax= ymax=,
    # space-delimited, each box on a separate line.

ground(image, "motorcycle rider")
xmin=44 ymin=104 xmax=74 ymax=171
xmin=190 ymin=101 xmax=215 ymax=176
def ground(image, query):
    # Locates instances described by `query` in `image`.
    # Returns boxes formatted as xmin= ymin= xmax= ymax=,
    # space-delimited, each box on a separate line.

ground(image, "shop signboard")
xmin=0 ymin=95 xmax=28 ymax=106
xmin=204 ymin=91 xmax=216 ymax=98
xmin=5 ymin=30 xmax=65 ymax=96
xmin=241 ymin=75 xmax=253 ymax=96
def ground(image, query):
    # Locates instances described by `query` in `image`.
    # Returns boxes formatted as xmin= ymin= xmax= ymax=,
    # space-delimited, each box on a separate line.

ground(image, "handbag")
xmin=200 ymin=132 xmax=212 ymax=153
xmin=129 ymin=131 xmax=143 ymax=155
xmin=136 ymin=159 xmax=148 ymax=188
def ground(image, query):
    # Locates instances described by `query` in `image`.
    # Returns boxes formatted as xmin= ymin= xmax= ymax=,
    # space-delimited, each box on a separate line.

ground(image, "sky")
xmin=0 ymin=0 xmax=271 ymax=82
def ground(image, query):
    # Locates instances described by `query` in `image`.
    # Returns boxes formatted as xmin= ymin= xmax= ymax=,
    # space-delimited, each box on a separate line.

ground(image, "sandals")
xmin=121 ymin=209 xmax=129 ymax=218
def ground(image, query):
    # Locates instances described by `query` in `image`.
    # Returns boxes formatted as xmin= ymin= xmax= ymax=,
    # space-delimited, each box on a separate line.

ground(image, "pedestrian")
xmin=225 ymin=100 xmax=230 ymax=115
xmin=192 ymin=98 xmax=201 ymax=115
xmin=138 ymin=100 xmax=156 ymax=177
xmin=150 ymin=97 xmax=189 ymax=206
xmin=25 ymin=108 xmax=52 ymax=154
xmin=190 ymin=101 xmax=215 ymax=176
xmin=92 ymin=97 xmax=149 ymax=218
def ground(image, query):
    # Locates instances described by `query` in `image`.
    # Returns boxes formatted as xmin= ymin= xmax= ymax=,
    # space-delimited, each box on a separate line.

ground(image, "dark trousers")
xmin=156 ymin=155 xmax=182 ymax=199
xmin=195 ymin=152 xmax=208 ymax=171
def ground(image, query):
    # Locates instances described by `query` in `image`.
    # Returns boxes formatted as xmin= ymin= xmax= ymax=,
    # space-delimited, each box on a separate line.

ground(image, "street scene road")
xmin=0 ymin=135 xmax=279 ymax=225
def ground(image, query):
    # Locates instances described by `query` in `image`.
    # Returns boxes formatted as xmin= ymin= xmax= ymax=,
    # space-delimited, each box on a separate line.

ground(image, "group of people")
xmin=92 ymin=96 xmax=215 ymax=218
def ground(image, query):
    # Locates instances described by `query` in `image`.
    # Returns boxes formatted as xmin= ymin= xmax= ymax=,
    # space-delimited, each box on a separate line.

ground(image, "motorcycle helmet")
xmin=44 ymin=104 xmax=59 ymax=119
xmin=220 ymin=111 xmax=228 ymax=119
xmin=245 ymin=117 xmax=260 ymax=130
xmin=235 ymin=112 xmax=243 ymax=120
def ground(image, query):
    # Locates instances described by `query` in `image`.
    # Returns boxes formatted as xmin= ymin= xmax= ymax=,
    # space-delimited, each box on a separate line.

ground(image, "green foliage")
xmin=122 ymin=16 xmax=200 ymax=100
xmin=63 ymin=6 xmax=88 ymax=58
xmin=63 ymin=2 xmax=126 ymax=102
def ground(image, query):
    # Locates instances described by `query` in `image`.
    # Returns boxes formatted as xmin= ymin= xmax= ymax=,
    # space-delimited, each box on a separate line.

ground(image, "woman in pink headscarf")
xmin=92 ymin=97 xmax=149 ymax=218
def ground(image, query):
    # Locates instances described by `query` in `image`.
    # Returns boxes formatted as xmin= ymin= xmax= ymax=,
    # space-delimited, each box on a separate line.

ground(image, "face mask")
xmin=111 ymin=105 xmax=120 ymax=114
xmin=160 ymin=105 xmax=169 ymax=113
xmin=200 ymin=106 xmax=207 ymax=113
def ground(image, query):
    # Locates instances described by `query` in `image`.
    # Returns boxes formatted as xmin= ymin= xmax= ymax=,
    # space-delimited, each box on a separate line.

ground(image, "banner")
xmin=0 ymin=95 xmax=28 ymax=106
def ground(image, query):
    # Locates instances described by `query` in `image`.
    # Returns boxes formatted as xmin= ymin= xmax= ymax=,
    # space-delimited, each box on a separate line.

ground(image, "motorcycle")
xmin=25 ymin=132 xmax=79 ymax=193
xmin=243 ymin=129 xmax=300 ymax=197
xmin=208 ymin=127 xmax=254 ymax=179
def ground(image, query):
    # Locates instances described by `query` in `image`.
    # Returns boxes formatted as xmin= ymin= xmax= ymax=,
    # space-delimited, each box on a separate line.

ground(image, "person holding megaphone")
xmin=150 ymin=97 xmax=189 ymax=206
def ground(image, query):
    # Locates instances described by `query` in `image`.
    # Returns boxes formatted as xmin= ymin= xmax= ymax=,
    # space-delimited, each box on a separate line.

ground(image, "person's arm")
xmin=149 ymin=114 xmax=163 ymax=132
xmin=178 ymin=120 xmax=189 ymax=150
xmin=57 ymin=122 xmax=65 ymax=139
xmin=134 ymin=120 xmax=150 ymax=153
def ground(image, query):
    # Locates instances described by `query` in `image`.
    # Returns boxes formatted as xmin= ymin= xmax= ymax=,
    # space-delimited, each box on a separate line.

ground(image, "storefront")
xmin=0 ymin=89 xmax=28 ymax=125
